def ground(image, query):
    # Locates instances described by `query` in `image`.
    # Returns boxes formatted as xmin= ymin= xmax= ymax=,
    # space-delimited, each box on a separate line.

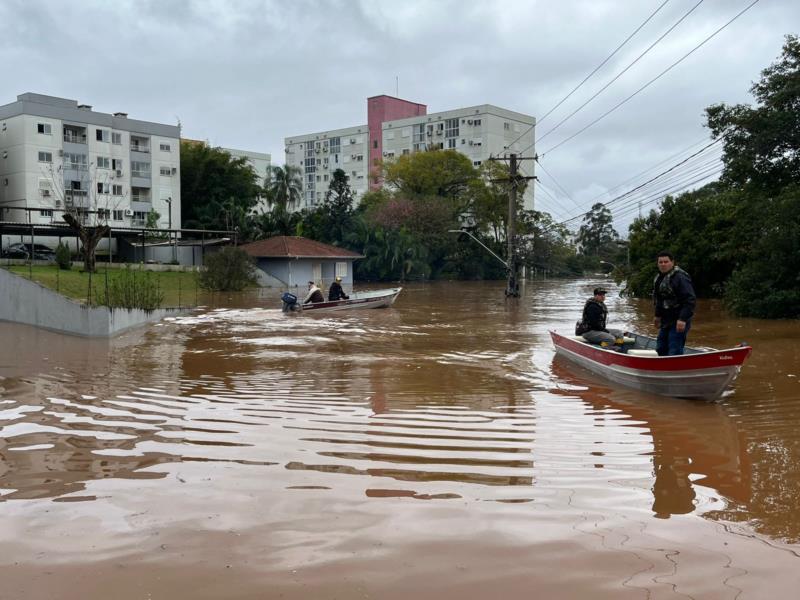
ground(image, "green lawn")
xmin=4 ymin=265 xmax=202 ymax=307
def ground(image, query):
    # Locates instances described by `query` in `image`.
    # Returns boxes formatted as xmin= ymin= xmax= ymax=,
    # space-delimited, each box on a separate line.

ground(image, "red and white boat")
xmin=282 ymin=287 xmax=402 ymax=313
xmin=550 ymin=330 xmax=752 ymax=400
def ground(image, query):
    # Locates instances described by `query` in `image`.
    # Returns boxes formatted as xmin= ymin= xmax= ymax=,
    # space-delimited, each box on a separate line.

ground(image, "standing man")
xmin=653 ymin=251 xmax=696 ymax=356
xmin=578 ymin=287 xmax=624 ymax=347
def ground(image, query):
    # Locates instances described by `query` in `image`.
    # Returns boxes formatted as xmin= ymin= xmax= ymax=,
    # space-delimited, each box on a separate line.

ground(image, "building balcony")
xmin=130 ymin=144 xmax=150 ymax=154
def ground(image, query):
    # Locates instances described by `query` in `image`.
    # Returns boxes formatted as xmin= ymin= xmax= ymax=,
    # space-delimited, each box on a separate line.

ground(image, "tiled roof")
xmin=240 ymin=236 xmax=363 ymax=259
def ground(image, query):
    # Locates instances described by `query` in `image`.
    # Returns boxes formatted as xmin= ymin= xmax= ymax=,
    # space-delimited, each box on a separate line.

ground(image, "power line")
xmin=536 ymin=0 xmax=703 ymax=144
xmin=534 ymin=0 xmax=762 ymax=158
xmin=506 ymin=0 xmax=672 ymax=153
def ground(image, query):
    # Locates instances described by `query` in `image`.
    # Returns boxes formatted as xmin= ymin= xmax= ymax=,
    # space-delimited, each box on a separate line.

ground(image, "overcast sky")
xmin=2 ymin=0 xmax=797 ymax=233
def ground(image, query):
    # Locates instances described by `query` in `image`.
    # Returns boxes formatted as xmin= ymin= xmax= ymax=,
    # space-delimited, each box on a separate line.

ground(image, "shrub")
xmin=94 ymin=265 xmax=165 ymax=311
xmin=55 ymin=242 xmax=71 ymax=270
xmin=198 ymin=246 xmax=258 ymax=291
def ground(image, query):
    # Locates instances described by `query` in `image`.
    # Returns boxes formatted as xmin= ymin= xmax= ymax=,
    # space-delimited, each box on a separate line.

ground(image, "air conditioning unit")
xmin=171 ymin=167 xmax=177 ymax=174
xmin=467 ymin=120 xmax=473 ymax=125
xmin=350 ymin=138 xmax=356 ymax=144
xmin=115 ymin=169 xmax=123 ymax=177
xmin=435 ymin=130 xmax=443 ymax=135
xmin=55 ymin=199 xmax=62 ymax=207
xmin=426 ymin=131 xmax=432 ymax=137
xmin=124 ymin=209 xmax=134 ymax=217
xmin=41 ymin=189 xmax=51 ymax=197
xmin=351 ymin=154 xmax=357 ymax=159
xmin=382 ymin=151 xmax=387 ymax=157
xmin=58 ymin=149 xmax=64 ymax=156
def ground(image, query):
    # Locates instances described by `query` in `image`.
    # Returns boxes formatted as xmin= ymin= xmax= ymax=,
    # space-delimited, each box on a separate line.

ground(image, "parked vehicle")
xmin=1 ymin=243 xmax=57 ymax=261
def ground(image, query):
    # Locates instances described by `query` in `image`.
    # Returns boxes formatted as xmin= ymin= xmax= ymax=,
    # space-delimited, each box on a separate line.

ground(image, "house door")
xmin=312 ymin=262 xmax=322 ymax=285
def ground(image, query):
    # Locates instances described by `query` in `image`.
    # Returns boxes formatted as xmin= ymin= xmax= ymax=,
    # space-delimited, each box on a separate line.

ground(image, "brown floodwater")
xmin=1 ymin=279 xmax=799 ymax=599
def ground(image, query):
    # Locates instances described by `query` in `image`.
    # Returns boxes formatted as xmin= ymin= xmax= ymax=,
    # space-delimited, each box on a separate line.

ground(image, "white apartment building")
xmin=222 ymin=147 xmax=271 ymax=213
xmin=0 ymin=93 xmax=180 ymax=229
xmin=381 ymin=105 xmax=536 ymax=209
xmin=285 ymin=124 xmax=371 ymax=210
xmin=284 ymin=96 xmax=535 ymax=211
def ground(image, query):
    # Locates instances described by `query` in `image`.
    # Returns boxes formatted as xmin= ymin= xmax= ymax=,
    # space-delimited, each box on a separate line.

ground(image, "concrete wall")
xmin=0 ymin=267 xmax=184 ymax=337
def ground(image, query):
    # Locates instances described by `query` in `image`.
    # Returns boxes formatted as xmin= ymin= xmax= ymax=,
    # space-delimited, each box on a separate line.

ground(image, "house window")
xmin=447 ymin=138 xmax=456 ymax=149
xmin=38 ymin=151 xmax=52 ymax=163
xmin=65 ymin=153 xmax=87 ymax=170
xmin=112 ymin=132 xmax=122 ymax=145
xmin=335 ymin=262 xmax=347 ymax=277
xmin=40 ymin=209 xmax=53 ymax=217
xmin=112 ymin=184 xmax=123 ymax=195
xmin=504 ymin=122 xmax=510 ymax=131
xmin=373 ymin=140 xmax=378 ymax=149
xmin=474 ymin=119 xmax=482 ymax=126
xmin=112 ymin=158 xmax=123 ymax=170
xmin=96 ymin=129 xmax=110 ymax=142
xmin=96 ymin=156 xmax=110 ymax=169
xmin=323 ymin=174 xmax=328 ymax=182
xmin=473 ymin=160 xmax=482 ymax=167
xmin=160 ymin=166 xmax=172 ymax=176
xmin=97 ymin=182 xmax=109 ymax=194
xmin=402 ymin=149 xmax=410 ymax=155
xmin=445 ymin=118 xmax=459 ymax=138
xmin=160 ymin=143 xmax=171 ymax=152
xmin=356 ymin=155 xmax=363 ymax=161
xmin=131 ymin=161 xmax=150 ymax=177
xmin=97 ymin=208 xmax=110 ymax=220
xmin=37 ymin=123 xmax=52 ymax=135
xmin=112 ymin=209 xmax=124 ymax=221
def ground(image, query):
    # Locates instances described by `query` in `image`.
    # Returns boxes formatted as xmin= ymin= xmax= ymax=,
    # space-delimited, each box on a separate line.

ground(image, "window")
xmin=474 ymin=119 xmax=482 ymax=126
xmin=356 ymin=155 xmax=363 ymax=161
xmin=504 ymin=122 xmax=510 ymax=131
xmin=447 ymin=138 xmax=456 ymax=149
xmin=96 ymin=156 xmax=110 ymax=169
xmin=329 ymin=137 xmax=340 ymax=154
xmin=97 ymin=208 xmax=110 ymax=220
xmin=112 ymin=132 xmax=122 ymax=145
xmin=112 ymin=184 xmax=123 ymax=195
xmin=112 ymin=209 xmax=124 ymax=221
xmin=131 ymin=161 xmax=150 ymax=177
xmin=65 ymin=153 xmax=87 ymax=170
xmin=445 ymin=118 xmax=459 ymax=138
xmin=473 ymin=160 xmax=482 ymax=167
xmin=402 ymin=149 xmax=410 ymax=155
xmin=323 ymin=174 xmax=328 ymax=182
xmin=97 ymin=182 xmax=109 ymax=194
xmin=335 ymin=262 xmax=347 ymax=277
xmin=133 ymin=211 xmax=148 ymax=222
xmin=160 ymin=143 xmax=171 ymax=152
xmin=38 ymin=151 xmax=52 ymax=163
xmin=316 ymin=175 xmax=321 ymax=182
xmin=112 ymin=158 xmax=123 ymax=170
xmin=96 ymin=129 xmax=109 ymax=142
xmin=160 ymin=166 xmax=172 ymax=176
xmin=373 ymin=140 xmax=378 ymax=149
xmin=39 ymin=181 xmax=52 ymax=197
xmin=37 ymin=123 xmax=52 ymax=135
xmin=40 ymin=209 xmax=53 ymax=217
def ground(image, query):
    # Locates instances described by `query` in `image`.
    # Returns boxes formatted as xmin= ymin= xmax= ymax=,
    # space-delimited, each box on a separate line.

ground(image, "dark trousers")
xmin=656 ymin=320 xmax=691 ymax=356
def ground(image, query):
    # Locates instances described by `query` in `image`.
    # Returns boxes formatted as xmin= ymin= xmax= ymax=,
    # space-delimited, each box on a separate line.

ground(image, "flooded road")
xmin=1 ymin=279 xmax=799 ymax=599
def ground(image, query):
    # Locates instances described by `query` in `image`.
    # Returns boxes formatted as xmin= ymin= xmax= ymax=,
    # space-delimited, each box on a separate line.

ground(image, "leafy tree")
xmin=383 ymin=149 xmax=479 ymax=208
xmin=576 ymin=202 xmax=618 ymax=260
xmin=180 ymin=142 xmax=260 ymax=231
xmin=55 ymin=242 xmax=71 ymax=271
xmin=706 ymin=34 xmax=800 ymax=194
xmin=198 ymin=246 xmax=258 ymax=291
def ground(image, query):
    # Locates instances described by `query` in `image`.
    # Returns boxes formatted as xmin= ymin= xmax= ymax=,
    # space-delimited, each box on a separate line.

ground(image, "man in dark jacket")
xmin=653 ymin=251 xmax=696 ymax=356
xmin=579 ymin=287 xmax=623 ymax=347
xmin=328 ymin=276 xmax=349 ymax=301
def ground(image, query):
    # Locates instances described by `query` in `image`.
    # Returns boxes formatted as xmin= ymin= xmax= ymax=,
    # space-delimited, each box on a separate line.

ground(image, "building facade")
xmin=222 ymin=147 xmax=271 ymax=214
xmin=0 ymin=93 xmax=180 ymax=229
xmin=284 ymin=96 xmax=536 ymax=211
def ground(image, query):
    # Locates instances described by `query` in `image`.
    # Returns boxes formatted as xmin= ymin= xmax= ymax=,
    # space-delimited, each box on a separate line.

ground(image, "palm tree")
xmin=266 ymin=165 xmax=303 ymax=211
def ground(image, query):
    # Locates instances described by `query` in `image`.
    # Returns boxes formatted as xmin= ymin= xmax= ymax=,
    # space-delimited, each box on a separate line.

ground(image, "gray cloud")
xmin=2 ymin=0 xmax=797 ymax=232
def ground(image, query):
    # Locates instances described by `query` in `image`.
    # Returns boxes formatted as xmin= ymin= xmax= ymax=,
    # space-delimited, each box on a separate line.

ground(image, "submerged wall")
xmin=0 ymin=268 xmax=185 ymax=337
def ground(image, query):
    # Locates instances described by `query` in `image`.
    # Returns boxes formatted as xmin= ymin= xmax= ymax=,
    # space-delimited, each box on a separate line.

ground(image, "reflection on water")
xmin=1 ymin=279 xmax=799 ymax=597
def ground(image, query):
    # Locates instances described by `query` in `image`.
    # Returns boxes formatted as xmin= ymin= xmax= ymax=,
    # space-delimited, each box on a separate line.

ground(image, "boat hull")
xmin=287 ymin=287 xmax=402 ymax=313
xmin=550 ymin=331 xmax=752 ymax=400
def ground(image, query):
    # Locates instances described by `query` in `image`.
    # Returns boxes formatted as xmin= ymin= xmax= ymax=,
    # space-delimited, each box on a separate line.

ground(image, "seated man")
xmin=303 ymin=280 xmax=324 ymax=304
xmin=579 ymin=287 xmax=624 ymax=348
xmin=328 ymin=276 xmax=349 ymax=301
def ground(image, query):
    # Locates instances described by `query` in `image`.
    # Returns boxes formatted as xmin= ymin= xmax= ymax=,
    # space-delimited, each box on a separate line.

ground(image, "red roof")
xmin=240 ymin=236 xmax=363 ymax=259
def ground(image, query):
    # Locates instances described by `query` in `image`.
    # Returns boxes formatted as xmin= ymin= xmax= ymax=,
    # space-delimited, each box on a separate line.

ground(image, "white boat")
xmin=550 ymin=330 xmax=752 ymax=400
xmin=282 ymin=287 xmax=402 ymax=313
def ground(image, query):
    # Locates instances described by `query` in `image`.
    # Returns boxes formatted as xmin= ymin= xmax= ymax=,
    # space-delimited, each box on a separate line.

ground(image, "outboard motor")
xmin=281 ymin=292 xmax=298 ymax=313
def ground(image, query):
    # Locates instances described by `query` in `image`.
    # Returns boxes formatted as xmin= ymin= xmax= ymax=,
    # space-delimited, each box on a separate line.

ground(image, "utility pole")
xmin=489 ymin=153 xmax=536 ymax=298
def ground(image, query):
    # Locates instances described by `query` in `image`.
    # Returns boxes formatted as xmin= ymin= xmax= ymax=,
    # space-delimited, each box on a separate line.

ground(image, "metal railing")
xmin=63 ymin=133 xmax=87 ymax=144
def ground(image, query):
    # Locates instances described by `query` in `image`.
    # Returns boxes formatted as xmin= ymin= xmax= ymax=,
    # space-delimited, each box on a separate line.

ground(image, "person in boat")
xmin=578 ymin=287 xmax=624 ymax=348
xmin=653 ymin=251 xmax=696 ymax=356
xmin=328 ymin=276 xmax=349 ymax=301
xmin=303 ymin=280 xmax=324 ymax=304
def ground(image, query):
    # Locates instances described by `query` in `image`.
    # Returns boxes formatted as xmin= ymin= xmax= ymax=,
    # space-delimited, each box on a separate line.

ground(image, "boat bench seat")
xmin=627 ymin=349 xmax=659 ymax=357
